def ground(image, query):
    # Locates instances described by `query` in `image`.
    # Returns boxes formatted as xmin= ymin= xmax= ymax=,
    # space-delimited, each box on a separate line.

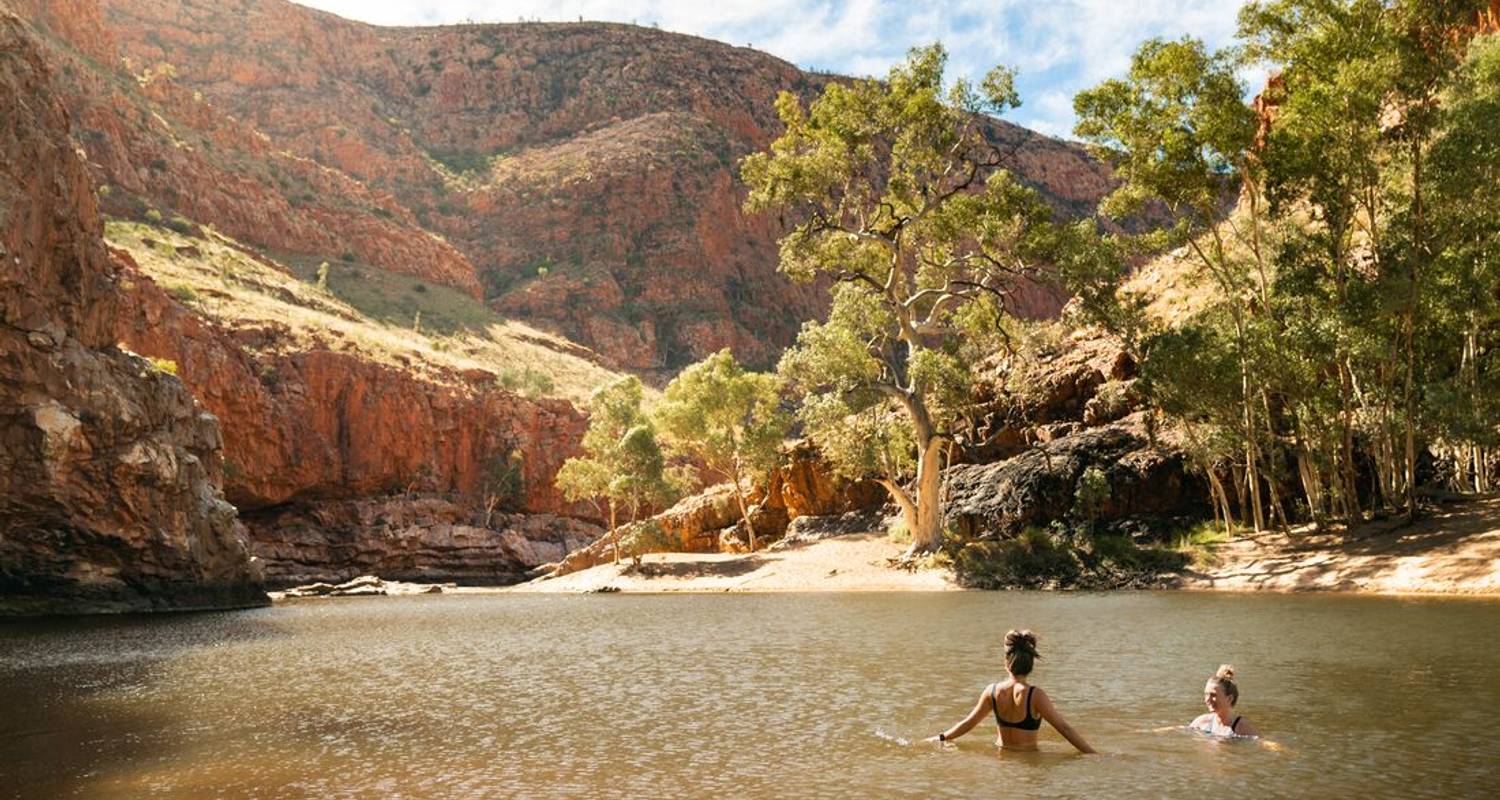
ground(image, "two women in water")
xmin=929 ymin=630 xmax=1257 ymax=753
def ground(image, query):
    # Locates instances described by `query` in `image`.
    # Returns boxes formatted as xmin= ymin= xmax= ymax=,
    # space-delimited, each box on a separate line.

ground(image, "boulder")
xmin=944 ymin=416 xmax=1207 ymax=540
xmin=243 ymin=497 xmax=600 ymax=588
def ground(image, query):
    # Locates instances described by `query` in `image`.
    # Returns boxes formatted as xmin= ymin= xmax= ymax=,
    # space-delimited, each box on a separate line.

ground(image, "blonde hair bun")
xmin=1215 ymin=664 xmax=1236 ymax=680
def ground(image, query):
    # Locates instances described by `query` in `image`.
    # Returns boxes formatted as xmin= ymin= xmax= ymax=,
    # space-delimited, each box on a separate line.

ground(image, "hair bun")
xmin=1215 ymin=664 xmax=1236 ymax=681
xmin=1004 ymin=629 xmax=1039 ymax=654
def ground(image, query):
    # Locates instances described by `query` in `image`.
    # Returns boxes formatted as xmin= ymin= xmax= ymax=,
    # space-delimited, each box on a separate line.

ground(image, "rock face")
xmin=942 ymin=330 xmax=1207 ymax=539
xmin=945 ymin=418 xmax=1205 ymax=539
xmin=0 ymin=9 xmax=263 ymax=615
xmin=243 ymin=497 xmax=600 ymax=587
xmin=19 ymin=0 xmax=482 ymax=297
xmin=114 ymin=274 xmax=589 ymax=515
xmin=88 ymin=0 xmax=1130 ymax=371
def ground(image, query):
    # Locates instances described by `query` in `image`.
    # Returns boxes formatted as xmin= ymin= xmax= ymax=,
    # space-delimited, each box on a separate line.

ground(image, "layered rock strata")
xmin=0 ymin=9 xmax=263 ymax=615
xmin=243 ymin=498 xmax=601 ymax=587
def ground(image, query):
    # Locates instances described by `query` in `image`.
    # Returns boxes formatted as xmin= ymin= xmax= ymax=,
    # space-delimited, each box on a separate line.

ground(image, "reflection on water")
xmin=1 ymin=593 xmax=1497 ymax=798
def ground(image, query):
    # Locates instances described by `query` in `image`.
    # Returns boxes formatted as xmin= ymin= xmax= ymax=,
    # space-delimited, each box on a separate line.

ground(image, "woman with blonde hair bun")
xmin=928 ymin=629 xmax=1096 ymax=753
xmin=1192 ymin=664 xmax=1260 ymax=737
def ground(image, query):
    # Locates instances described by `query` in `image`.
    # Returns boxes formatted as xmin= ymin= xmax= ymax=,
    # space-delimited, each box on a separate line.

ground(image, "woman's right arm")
xmin=1034 ymin=688 xmax=1097 ymax=754
xmin=926 ymin=685 xmax=993 ymax=743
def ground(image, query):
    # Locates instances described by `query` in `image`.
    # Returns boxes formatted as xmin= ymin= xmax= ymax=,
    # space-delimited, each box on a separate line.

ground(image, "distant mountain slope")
xmin=95 ymin=0 xmax=1127 ymax=371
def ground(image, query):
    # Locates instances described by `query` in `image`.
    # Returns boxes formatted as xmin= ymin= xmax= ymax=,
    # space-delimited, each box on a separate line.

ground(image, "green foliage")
xmin=949 ymin=524 xmax=1190 ymax=589
xmin=745 ymin=44 xmax=1112 ymax=550
xmin=481 ymin=447 xmax=525 ymax=513
xmin=655 ymin=348 xmax=790 ymax=514
xmin=497 ymin=366 xmax=556 ymax=399
xmin=622 ymin=520 xmax=676 ymax=564
xmin=1075 ymin=36 xmax=1257 ymax=223
xmin=1074 ymin=1 xmax=1500 ymax=526
xmin=952 ymin=528 xmax=1080 ymax=589
xmin=1073 ymin=465 xmax=1112 ymax=524
xmin=163 ymin=282 xmax=198 ymax=304
xmin=557 ymin=377 xmax=681 ymax=560
xmin=146 ymin=356 xmax=179 ymax=376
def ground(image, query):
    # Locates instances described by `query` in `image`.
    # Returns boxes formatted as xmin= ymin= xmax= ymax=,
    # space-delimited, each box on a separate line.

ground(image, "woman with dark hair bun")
xmin=927 ymin=629 xmax=1096 ymax=753
xmin=1191 ymin=664 xmax=1260 ymax=737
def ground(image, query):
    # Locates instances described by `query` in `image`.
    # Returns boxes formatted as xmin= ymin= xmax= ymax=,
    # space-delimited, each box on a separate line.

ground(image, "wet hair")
xmin=1209 ymin=664 xmax=1240 ymax=706
xmin=1004 ymin=629 xmax=1040 ymax=676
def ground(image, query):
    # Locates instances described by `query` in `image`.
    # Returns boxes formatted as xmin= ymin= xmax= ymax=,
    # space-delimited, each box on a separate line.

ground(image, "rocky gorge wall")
xmin=93 ymin=0 xmax=1130 ymax=372
xmin=0 ymin=8 xmax=264 ymax=615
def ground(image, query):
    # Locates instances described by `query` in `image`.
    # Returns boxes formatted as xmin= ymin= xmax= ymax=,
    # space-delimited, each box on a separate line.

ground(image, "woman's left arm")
xmin=926 ymin=685 xmax=993 ymax=743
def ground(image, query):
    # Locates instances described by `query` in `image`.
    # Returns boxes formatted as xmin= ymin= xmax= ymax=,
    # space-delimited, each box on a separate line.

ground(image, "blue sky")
xmin=298 ymin=1 xmax=1253 ymax=138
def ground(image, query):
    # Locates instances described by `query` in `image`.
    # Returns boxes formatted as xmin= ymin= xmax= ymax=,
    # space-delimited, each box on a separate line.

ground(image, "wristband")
xmin=937 ymin=732 xmax=947 ymax=742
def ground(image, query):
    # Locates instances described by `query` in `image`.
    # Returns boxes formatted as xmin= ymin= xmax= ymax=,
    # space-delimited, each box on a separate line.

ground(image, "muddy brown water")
xmin=1 ymin=592 xmax=1496 ymax=799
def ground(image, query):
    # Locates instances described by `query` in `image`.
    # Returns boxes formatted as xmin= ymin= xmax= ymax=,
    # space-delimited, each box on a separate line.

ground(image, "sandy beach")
xmin=508 ymin=533 xmax=957 ymax=593
xmin=1172 ymin=494 xmax=1500 ymax=595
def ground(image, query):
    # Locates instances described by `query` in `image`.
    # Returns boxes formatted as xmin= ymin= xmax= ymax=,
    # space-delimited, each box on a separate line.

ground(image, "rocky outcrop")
xmin=543 ymin=440 xmax=885 ymax=576
xmin=92 ymin=0 xmax=1132 ymax=370
xmin=0 ymin=9 xmax=263 ymax=615
xmin=944 ymin=416 xmax=1205 ymax=539
xmin=243 ymin=497 xmax=600 ymax=587
xmin=113 ymin=269 xmax=589 ymax=514
xmin=966 ymin=331 xmax=1140 ymax=463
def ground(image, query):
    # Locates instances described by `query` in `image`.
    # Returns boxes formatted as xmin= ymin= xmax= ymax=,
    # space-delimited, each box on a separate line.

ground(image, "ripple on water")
xmin=2 ymin=592 xmax=1499 ymax=798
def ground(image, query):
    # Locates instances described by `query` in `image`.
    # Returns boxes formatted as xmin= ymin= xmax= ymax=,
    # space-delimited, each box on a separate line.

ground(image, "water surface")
xmin=2 ymin=592 xmax=1496 ymax=798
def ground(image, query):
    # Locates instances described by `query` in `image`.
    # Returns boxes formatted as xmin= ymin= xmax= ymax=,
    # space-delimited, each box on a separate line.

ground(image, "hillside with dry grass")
xmin=81 ymin=0 xmax=1128 ymax=373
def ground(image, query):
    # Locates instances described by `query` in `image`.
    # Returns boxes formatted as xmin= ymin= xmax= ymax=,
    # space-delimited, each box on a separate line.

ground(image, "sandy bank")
xmin=509 ymin=533 xmax=957 ymax=593
xmin=1173 ymin=495 xmax=1500 ymax=595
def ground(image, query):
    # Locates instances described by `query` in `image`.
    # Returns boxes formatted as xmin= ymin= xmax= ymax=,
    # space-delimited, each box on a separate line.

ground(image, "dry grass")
xmin=106 ymin=220 xmax=625 ymax=404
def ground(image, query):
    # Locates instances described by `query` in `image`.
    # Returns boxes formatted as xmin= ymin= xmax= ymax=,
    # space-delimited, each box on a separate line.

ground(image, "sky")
xmin=297 ymin=1 xmax=1253 ymax=138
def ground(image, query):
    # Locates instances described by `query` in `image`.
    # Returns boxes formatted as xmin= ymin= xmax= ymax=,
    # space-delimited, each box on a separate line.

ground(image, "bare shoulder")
xmin=1191 ymin=713 xmax=1212 ymax=727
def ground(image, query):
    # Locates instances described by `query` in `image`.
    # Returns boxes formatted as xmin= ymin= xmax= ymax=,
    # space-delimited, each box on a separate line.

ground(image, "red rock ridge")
xmin=96 ymin=0 xmax=1129 ymax=370
xmin=17 ymin=0 xmax=483 ymax=297
xmin=114 ymin=265 xmax=590 ymax=515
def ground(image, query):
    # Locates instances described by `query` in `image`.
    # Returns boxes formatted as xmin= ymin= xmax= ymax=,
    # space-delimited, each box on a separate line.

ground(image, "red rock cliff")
xmin=94 ymin=0 xmax=1127 ymax=371
xmin=0 ymin=8 xmax=264 ymax=615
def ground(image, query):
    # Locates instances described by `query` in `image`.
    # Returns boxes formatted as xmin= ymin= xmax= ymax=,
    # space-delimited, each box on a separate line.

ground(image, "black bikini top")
xmin=992 ymin=683 xmax=1042 ymax=731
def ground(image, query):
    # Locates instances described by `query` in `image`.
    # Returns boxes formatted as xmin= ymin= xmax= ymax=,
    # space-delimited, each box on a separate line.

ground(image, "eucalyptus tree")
xmin=655 ymin=349 xmax=791 ymax=552
xmin=742 ymin=44 xmax=1093 ymax=554
xmin=1238 ymin=0 xmax=1490 ymax=518
xmin=1073 ymin=37 xmax=1274 ymax=530
xmin=1425 ymin=32 xmax=1500 ymax=493
xmin=556 ymin=376 xmax=678 ymax=564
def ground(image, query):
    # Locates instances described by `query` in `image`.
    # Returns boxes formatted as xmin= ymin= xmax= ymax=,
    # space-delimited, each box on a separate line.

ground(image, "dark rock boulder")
xmin=944 ymin=416 xmax=1207 ymax=539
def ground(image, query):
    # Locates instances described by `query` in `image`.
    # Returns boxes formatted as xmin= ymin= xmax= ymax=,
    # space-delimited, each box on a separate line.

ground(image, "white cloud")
xmin=298 ymin=0 xmax=1252 ymax=136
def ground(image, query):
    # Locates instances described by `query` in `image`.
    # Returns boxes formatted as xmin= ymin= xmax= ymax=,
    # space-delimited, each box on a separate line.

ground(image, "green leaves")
xmin=1074 ymin=36 xmax=1256 ymax=222
xmin=655 ymin=349 xmax=791 ymax=487
xmin=557 ymin=375 xmax=679 ymax=522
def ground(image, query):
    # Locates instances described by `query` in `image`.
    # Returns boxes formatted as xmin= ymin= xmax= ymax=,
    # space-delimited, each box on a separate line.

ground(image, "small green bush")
xmin=164 ymin=283 xmax=198 ymax=304
xmin=146 ymin=356 xmax=179 ymax=376
xmin=496 ymin=366 xmax=556 ymax=399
